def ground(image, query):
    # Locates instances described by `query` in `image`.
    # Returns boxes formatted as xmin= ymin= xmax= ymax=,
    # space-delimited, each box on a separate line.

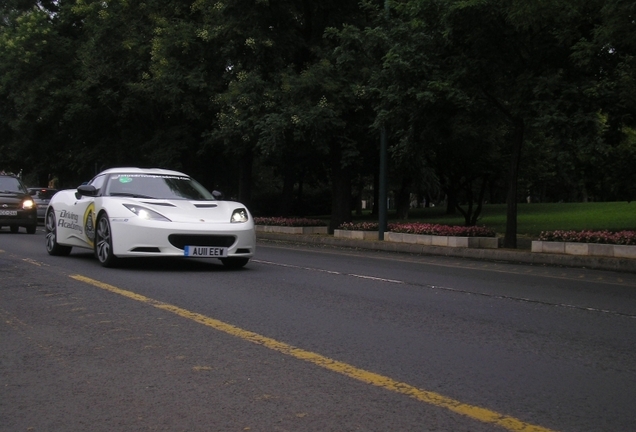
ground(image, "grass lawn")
xmin=381 ymin=202 xmax=636 ymax=238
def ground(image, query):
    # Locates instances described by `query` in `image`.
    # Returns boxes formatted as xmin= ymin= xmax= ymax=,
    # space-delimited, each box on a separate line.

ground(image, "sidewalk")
xmin=256 ymin=232 xmax=636 ymax=274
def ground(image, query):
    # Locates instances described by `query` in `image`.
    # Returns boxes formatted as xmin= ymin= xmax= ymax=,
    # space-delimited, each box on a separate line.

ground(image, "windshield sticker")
xmin=111 ymin=174 xmax=190 ymax=181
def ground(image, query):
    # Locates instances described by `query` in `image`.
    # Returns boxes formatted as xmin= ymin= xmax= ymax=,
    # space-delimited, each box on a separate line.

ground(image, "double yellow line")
xmin=71 ymin=274 xmax=557 ymax=432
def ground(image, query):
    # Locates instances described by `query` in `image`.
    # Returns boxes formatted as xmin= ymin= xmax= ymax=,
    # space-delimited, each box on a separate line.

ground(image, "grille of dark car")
xmin=0 ymin=203 xmax=19 ymax=210
xmin=168 ymin=234 xmax=236 ymax=250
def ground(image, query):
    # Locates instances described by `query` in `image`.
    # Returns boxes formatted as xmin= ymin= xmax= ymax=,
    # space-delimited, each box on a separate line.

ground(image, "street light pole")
xmin=379 ymin=126 xmax=387 ymax=240
xmin=378 ymin=0 xmax=390 ymax=241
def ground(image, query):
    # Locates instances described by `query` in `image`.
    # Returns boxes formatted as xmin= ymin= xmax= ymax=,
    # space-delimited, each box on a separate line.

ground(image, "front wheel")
xmin=220 ymin=257 xmax=249 ymax=269
xmin=45 ymin=209 xmax=72 ymax=256
xmin=26 ymin=224 xmax=37 ymax=234
xmin=95 ymin=214 xmax=118 ymax=267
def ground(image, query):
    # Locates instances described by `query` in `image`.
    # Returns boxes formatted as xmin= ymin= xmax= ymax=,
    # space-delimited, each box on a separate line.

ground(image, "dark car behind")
xmin=0 ymin=175 xmax=38 ymax=233
xmin=28 ymin=188 xmax=58 ymax=221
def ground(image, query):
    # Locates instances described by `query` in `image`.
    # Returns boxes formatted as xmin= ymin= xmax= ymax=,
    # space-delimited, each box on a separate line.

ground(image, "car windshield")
xmin=0 ymin=176 xmax=26 ymax=193
xmin=105 ymin=174 xmax=215 ymax=200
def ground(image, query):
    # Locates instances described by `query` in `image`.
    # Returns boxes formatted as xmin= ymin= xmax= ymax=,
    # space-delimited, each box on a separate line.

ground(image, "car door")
xmin=55 ymin=175 xmax=105 ymax=250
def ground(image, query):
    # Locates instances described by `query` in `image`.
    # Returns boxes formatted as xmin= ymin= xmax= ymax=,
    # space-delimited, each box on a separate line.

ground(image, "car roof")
xmin=97 ymin=167 xmax=188 ymax=177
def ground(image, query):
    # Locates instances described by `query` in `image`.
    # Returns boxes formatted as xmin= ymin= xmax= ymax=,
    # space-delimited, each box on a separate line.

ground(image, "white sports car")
xmin=45 ymin=167 xmax=255 ymax=268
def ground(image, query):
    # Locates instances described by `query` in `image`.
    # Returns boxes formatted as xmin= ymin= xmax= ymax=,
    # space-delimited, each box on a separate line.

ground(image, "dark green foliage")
xmin=0 ymin=0 xmax=634 ymax=246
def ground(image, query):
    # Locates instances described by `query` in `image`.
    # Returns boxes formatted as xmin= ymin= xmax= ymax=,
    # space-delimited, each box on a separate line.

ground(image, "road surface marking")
xmin=71 ymin=273 xmax=557 ymax=432
xmin=254 ymin=260 xmax=636 ymax=319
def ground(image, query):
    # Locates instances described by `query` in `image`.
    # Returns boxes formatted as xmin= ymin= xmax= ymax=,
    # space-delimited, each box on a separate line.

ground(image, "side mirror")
xmin=212 ymin=190 xmax=224 ymax=200
xmin=75 ymin=184 xmax=97 ymax=199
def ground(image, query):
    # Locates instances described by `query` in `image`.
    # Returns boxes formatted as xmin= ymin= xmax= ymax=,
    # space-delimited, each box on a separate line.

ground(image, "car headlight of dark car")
xmin=231 ymin=208 xmax=248 ymax=223
xmin=22 ymin=198 xmax=35 ymax=210
xmin=123 ymin=204 xmax=171 ymax=221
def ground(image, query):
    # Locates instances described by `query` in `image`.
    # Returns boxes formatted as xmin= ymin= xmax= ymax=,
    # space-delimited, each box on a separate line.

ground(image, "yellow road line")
xmin=70 ymin=274 xmax=557 ymax=432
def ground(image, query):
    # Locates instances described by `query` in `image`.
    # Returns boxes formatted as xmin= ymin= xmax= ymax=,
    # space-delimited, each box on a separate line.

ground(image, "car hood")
xmin=0 ymin=193 xmax=27 ymax=203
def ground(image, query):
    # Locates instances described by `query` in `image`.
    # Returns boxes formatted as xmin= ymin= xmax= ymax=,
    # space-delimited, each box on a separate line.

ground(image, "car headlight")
xmin=123 ymin=204 xmax=171 ymax=221
xmin=231 ymin=208 xmax=248 ymax=223
xmin=22 ymin=199 xmax=35 ymax=210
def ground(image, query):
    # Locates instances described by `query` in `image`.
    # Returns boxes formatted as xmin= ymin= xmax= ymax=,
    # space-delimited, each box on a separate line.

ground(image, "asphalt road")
xmin=1 ymin=226 xmax=636 ymax=432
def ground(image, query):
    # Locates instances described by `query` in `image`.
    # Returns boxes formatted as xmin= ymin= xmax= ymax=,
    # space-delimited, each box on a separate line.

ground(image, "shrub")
xmin=389 ymin=222 xmax=496 ymax=237
xmin=253 ymin=217 xmax=328 ymax=227
xmin=337 ymin=222 xmax=380 ymax=231
xmin=337 ymin=221 xmax=496 ymax=237
xmin=539 ymin=230 xmax=636 ymax=245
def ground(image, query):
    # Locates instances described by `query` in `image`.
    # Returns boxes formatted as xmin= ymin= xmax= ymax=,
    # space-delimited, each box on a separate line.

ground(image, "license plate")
xmin=0 ymin=210 xmax=18 ymax=216
xmin=184 ymin=246 xmax=228 ymax=257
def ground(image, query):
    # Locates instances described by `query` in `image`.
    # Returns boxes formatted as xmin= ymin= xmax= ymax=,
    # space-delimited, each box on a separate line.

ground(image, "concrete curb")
xmin=256 ymin=232 xmax=636 ymax=274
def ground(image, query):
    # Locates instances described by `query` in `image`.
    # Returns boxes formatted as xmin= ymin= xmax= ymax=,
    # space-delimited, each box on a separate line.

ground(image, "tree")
xmin=0 ymin=1 xmax=76 ymax=184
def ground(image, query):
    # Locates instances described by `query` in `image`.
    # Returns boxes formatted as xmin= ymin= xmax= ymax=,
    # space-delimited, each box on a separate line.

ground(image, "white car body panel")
xmin=47 ymin=167 xmax=255 ymax=263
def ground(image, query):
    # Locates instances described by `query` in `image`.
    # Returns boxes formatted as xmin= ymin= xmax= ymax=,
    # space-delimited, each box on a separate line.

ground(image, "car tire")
xmin=95 ymin=214 xmax=118 ymax=267
xmin=45 ymin=209 xmax=72 ymax=256
xmin=26 ymin=224 xmax=37 ymax=234
xmin=220 ymin=257 xmax=249 ymax=269
xmin=10 ymin=225 xmax=18 ymax=233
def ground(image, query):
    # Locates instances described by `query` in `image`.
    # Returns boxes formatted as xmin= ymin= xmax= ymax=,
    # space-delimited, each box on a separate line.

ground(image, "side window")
xmin=89 ymin=175 xmax=106 ymax=194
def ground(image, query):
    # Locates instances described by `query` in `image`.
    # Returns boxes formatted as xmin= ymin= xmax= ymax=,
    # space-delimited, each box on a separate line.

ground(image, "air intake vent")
xmin=194 ymin=203 xmax=218 ymax=208
xmin=131 ymin=247 xmax=161 ymax=253
xmin=168 ymin=234 xmax=235 ymax=250
xmin=142 ymin=201 xmax=176 ymax=207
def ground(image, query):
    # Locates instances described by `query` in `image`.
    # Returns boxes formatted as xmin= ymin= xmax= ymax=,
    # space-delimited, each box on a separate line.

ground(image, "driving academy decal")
xmin=84 ymin=203 xmax=96 ymax=246
xmin=58 ymin=210 xmax=83 ymax=233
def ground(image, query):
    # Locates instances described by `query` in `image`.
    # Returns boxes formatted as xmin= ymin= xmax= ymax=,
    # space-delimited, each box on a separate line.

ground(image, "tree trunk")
xmin=238 ymin=150 xmax=253 ymax=208
xmin=445 ymin=187 xmax=458 ymax=215
xmin=371 ymin=173 xmax=379 ymax=216
xmin=395 ymin=176 xmax=412 ymax=219
xmin=354 ymin=180 xmax=364 ymax=216
xmin=329 ymin=144 xmax=352 ymax=233
xmin=503 ymin=119 xmax=524 ymax=248
xmin=279 ymin=169 xmax=295 ymax=217
xmin=296 ymin=175 xmax=304 ymax=216
xmin=469 ymin=176 xmax=489 ymax=226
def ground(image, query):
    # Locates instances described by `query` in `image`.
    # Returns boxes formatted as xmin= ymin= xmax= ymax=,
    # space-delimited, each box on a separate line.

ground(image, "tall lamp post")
xmin=379 ymin=127 xmax=387 ymax=240
xmin=378 ymin=0 xmax=390 ymax=241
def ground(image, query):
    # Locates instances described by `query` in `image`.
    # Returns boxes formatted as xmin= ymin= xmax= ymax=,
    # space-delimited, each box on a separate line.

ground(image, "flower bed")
xmin=337 ymin=222 xmax=381 ymax=232
xmin=254 ymin=217 xmax=328 ymax=227
xmin=335 ymin=222 xmax=498 ymax=248
xmin=533 ymin=230 xmax=636 ymax=259
xmin=254 ymin=217 xmax=329 ymax=234
xmin=388 ymin=222 xmax=496 ymax=238
xmin=538 ymin=230 xmax=636 ymax=245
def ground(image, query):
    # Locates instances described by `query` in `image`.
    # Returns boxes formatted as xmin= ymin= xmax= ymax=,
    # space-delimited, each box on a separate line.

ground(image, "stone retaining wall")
xmin=333 ymin=230 xmax=499 ymax=248
xmin=531 ymin=241 xmax=636 ymax=259
xmin=333 ymin=230 xmax=379 ymax=240
xmin=386 ymin=232 xmax=499 ymax=249
xmin=255 ymin=225 xmax=328 ymax=235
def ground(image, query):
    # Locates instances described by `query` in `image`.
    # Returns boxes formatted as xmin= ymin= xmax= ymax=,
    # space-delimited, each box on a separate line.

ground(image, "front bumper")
xmin=110 ymin=218 xmax=256 ymax=258
xmin=0 ymin=210 xmax=37 ymax=227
